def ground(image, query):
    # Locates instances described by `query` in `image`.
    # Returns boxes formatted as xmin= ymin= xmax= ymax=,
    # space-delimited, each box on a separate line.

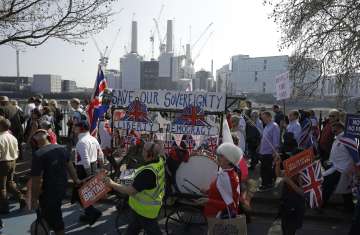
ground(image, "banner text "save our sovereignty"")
xmin=111 ymin=89 xmax=226 ymax=112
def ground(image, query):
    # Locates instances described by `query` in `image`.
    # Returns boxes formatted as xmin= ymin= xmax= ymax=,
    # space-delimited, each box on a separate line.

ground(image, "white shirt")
xmin=75 ymin=132 xmax=104 ymax=168
xmin=0 ymin=131 xmax=18 ymax=162
xmin=327 ymin=132 xmax=355 ymax=174
xmin=24 ymin=103 xmax=35 ymax=118
xmin=286 ymin=120 xmax=302 ymax=144
xmin=234 ymin=115 xmax=246 ymax=151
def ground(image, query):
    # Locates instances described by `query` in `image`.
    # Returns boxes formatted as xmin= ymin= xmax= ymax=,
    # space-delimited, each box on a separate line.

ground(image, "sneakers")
xmin=257 ymin=184 xmax=274 ymax=192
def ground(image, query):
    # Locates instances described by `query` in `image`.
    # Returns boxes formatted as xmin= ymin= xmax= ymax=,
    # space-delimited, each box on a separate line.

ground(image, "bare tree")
xmin=265 ymin=0 xmax=360 ymax=106
xmin=0 ymin=0 xmax=118 ymax=46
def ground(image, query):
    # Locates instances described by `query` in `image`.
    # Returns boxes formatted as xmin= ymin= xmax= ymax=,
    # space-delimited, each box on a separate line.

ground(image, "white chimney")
xmin=185 ymin=43 xmax=191 ymax=65
xmin=166 ymin=20 xmax=173 ymax=53
xmin=131 ymin=21 xmax=138 ymax=53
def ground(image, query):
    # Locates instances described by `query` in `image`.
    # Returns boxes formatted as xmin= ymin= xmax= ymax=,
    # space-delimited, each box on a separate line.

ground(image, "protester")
xmin=40 ymin=106 xmax=54 ymax=126
xmin=298 ymin=110 xmax=314 ymax=149
xmin=286 ymin=110 xmax=302 ymax=145
xmin=67 ymin=98 xmax=85 ymax=141
xmin=273 ymin=105 xmax=285 ymax=126
xmin=197 ymin=142 xmax=242 ymax=218
xmin=319 ymin=109 xmax=340 ymax=165
xmin=10 ymin=100 xmax=23 ymax=112
xmin=25 ymin=109 xmax=42 ymax=143
xmin=30 ymin=129 xmax=81 ymax=235
xmin=34 ymin=98 xmax=43 ymax=111
xmin=0 ymin=96 xmax=25 ymax=159
xmin=40 ymin=121 xmax=57 ymax=144
xmin=246 ymin=111 xmax=262 ymax=169
xmin=0 ymin=117 xmax=26 ymax=213
xmin=321 ymin=122 xmax=360 ymax=213
xmin=258 ymin=111 xmax=280 ymax=191
xmin=49 ymin=99 xmax=64 ymax=138
xmin=309 ymin=110 xmax=320 ymax=141
xmin=275 ymin=151 xmax=305 ymax=235
xmin=105 ymin=142 xmax=165 ymax=235
xmin=24 ymin=97 xmax=36 ymax=121
xmin=251 ymin=110 xmax=263 ymax=134
xmin=231 ymin=109 xmax=247 ymax=152
xmin=72 ymin=121 xmax=103 ymax=225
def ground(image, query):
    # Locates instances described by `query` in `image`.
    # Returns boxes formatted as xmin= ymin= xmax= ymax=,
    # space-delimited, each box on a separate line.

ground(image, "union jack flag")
xmin=338 ymin=135 xmax=360 ymax=166
xmin=87 ymin=65 xmax=109 ymax=136
xmin=174 ymin=105 xmax=209 ymax=126
xmin=208 ymin=137 xmax=218 ymax=157
xmin=300 ymin=160 xmax=323 ymax=208
xmin=122 ymin=100 xmax=151 ymax=122
xmin=299 ymin=118 xmax=313 ymax=149
xmin=183 ymin=137 xmax=196 ymax=154
xmin=164 ymin=140 xmax=175 ymax=155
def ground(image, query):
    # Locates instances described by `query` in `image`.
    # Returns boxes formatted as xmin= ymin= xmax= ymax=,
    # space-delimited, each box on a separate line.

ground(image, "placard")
xmin=167 ymin=124 xmax=218 ymax=136
xmin=111 ymin=89 xmax=226 ymax=112
xmin=345 ymin=114 xmax=360 ymax=138
xmin=78 ymin=171 xmax=111 ymax=208
xmin=114 ymin=120 xmax=160 ymax=132
xmin=275 ymin=72 xmax=291 ymax=101
xmin=283 ymin=148 xmax=314 ymax=177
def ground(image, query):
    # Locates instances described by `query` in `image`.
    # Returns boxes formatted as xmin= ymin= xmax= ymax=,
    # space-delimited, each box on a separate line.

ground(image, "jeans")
xmin=125 ymin=208 xmax=162 ymax=235
xmin=0 ymin=160 xmax=23 ymax=210
xmin=259 ymin=155 xmax=274 ymax=187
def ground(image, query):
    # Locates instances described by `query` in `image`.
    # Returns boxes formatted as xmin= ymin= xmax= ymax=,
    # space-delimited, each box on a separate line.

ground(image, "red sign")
xmin=78 ymin=171 xmax=111 ymax=208
xmin=283 ymin=148 xmax=315 ymax=177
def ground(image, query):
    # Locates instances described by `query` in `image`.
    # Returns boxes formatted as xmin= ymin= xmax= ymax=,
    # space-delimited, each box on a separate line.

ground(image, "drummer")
xmin=198 ymin=142 xmax=242 ymax=218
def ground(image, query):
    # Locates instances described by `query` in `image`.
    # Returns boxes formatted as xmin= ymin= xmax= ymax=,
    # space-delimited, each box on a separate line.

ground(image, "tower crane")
xmin=153 ymin=18 xmax=166 ymax=54
xmin=192 ymin=31 xmax=214 ymax=64
xmin=150 ymin=4 xmax=165 ymax=59
xmin=191 ymin=22 xmax=213 ymax=50
xmin=91 ymin=27 xmax=122 ymax=68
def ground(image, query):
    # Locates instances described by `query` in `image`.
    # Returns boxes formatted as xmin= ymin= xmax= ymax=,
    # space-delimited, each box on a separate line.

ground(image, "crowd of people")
xmin=0 ymin=95 xmax=359 ymax=235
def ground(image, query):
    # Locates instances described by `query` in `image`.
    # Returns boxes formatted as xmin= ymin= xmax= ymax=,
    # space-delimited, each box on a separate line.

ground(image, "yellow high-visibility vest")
xmin=129 ymin=157 xmax=165 ymax=219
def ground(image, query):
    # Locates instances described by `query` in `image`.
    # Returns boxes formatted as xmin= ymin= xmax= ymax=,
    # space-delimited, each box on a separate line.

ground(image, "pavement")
xmin=0 ymin=198 xmax=352 ymax=235
xmin=6 ymin=150 xmax=354 ymax=235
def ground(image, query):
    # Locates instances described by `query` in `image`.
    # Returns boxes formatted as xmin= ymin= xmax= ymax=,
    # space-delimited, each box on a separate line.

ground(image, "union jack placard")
xmin=122 ymin=99 xmax=151 ymax=122
xmin=175 ymin=105 xmax=208 ymax=126
xmin=300 ymin=160 xmax=323 ymax=208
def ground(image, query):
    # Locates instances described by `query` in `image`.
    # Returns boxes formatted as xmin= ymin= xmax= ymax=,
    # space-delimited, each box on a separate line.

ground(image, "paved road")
xmin=0 ymin=200 xmax=351 ymax=235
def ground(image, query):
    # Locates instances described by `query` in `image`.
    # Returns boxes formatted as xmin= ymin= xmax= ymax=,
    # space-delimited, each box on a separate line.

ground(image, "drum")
xmin=175 ymin=155 xmax=218 ymax=195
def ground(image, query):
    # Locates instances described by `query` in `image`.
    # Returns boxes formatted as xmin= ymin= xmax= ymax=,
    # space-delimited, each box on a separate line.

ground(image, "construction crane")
xmin=191 ymin=22 xmax=213 ymax=50
xmin=192 ymin=31 xmax=214 ymax=63
xmin=153 ymin=18 xmax=166 ymax=55
xmin=150 ymin=4 xmax=165 ymax=59
xmin=91 ymin=27 xmax=122 ymax=68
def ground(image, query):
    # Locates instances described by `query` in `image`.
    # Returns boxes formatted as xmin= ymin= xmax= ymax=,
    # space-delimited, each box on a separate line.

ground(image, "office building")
xmin=32 ymin=74 xmax=62 ymax=93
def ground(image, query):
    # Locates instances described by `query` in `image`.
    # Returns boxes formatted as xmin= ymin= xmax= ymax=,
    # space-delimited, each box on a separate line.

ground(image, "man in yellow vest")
xmin=105 ymin=142 xmax=165 ymax=235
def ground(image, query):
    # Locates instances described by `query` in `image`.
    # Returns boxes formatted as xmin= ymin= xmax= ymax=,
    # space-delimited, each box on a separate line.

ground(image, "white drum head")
xmin=175 ymin=155 xmax=218 ymax=195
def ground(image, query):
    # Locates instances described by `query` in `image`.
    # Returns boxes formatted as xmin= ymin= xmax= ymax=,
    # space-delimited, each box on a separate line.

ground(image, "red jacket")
xmin=204 ymin=168 xmax=240 ymax=217
xmin=319 ymin=122 xmax=334 ymax=153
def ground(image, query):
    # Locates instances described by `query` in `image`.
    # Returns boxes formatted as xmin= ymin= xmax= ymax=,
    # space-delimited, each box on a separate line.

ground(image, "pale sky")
xmin=0 ymin=0 xmax=289 ymax=88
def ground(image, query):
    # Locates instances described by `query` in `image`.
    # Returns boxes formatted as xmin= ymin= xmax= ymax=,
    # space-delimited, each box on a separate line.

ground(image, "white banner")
xmin=111 ymin=89 xmax=226 ymax=112
xmin=275 ymin=72 xmax=291 ymax=101
xmin=114 ymin=120 xmax=160 ymax=132
xmin=167 ymin=124 xmax=218 ymax=136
